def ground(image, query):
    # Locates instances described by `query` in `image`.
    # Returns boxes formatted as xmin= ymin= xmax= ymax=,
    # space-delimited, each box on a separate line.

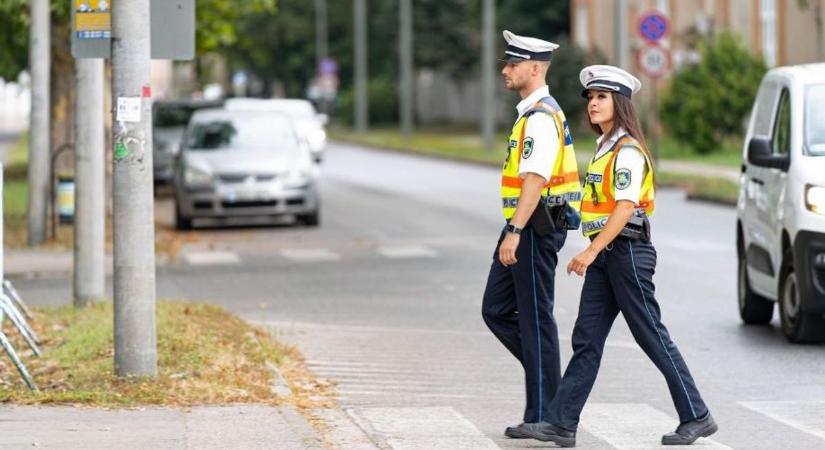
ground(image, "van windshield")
xmin=806 ymin=84 xmax=825 ymax=156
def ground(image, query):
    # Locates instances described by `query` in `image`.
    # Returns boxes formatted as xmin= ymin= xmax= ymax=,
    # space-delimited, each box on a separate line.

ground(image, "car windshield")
xmin=806 ymin=84 xmax=825 ymax=156
xmin=186 ymin=115 xmax=297 ymax=151
xmin=154 ymin=105 xmax=197 ymax=127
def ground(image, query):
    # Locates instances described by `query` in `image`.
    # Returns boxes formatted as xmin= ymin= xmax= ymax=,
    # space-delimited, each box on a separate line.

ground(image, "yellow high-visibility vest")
xmin=580 ymin=135 xmax=656 ymax=237
xmin=500 ymin=97 xmax=582 ymax=220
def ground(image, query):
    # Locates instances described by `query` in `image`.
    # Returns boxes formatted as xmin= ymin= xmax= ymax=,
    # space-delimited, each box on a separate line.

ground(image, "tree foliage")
xmin=661 ymin=32 xmax=767 ymax=154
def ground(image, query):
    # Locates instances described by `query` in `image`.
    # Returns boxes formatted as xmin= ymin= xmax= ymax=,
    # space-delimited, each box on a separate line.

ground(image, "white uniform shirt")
xmin=593 ymin=128 xmax=647 ymax=205
xmin=515 ymin=85 xmax=560 ymax=182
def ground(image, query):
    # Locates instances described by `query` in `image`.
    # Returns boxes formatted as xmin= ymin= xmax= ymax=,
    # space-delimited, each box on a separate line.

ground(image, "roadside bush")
xmin=549 ymin=36 xmax=606 ymax=129
xmin=335 ymin=77 xmax=399 ymax=126
xmin=661 ymin=32 xmax=766 ymax=154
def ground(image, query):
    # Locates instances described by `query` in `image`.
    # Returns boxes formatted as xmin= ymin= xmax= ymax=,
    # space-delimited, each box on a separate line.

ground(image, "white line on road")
xmin=581 ymin=403 xmax=731 ymax=450
xmin=182 ymin=251 xmax=240 ymax=265
xmin=279 ymin=248 xmax=341 ymax=262
xmin=347 ymin=406 xmax=501 ymax=450
xmin=739 ymin=401 xmax=825 ymax=442
xmin=377 ymin=245 xmax=439 ymax=259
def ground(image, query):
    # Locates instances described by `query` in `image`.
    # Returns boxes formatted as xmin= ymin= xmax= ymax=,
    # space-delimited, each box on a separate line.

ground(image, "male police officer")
xmin=481 ymin=30 xmax=581 ymax=439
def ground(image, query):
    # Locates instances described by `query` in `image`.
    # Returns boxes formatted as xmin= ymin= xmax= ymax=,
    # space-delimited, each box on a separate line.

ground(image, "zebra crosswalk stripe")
xmin=740 ymin=401 xmax=825 ymax=442
xmin=346 ymin=407 xmax=501 ymax=450
xmin=581 ymin=403 xmax=731 ymax=450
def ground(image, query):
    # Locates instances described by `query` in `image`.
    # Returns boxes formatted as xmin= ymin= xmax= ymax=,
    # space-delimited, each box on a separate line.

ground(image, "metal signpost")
xmin=637 ymin=10 xmax=672 ymax=167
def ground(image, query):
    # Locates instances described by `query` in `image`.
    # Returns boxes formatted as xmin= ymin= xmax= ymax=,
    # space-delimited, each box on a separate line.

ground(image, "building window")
xmin=761 ymin=0 xmax=777 ymax=67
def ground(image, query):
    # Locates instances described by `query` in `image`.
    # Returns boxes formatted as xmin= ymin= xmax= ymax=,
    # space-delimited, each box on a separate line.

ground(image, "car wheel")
xmin=298 ymin=209 xmax=320 ymax=227
xmin=175 ymin=200 xmax=193 ymax=231
xmin=738 ymin=250 xmax=773 ymax=324
xmin=779 ymin=248 xmax=825 ymax=343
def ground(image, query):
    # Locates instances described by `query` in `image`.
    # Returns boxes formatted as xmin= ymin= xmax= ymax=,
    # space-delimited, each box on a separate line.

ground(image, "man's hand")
xmin=567 ymin=247 xmax=598 ymax=276
xmin=499 ymin=232 xmax=520 ymax=266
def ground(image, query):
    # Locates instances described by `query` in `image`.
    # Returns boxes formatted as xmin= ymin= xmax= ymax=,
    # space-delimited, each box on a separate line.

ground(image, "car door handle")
xmin=751 ymin=177 xmax=765 ymax=186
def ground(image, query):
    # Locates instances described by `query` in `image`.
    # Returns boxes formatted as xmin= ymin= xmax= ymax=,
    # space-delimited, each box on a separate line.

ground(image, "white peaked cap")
xmin=579 ymin=65 xmax=642 ymax=98
xmin=502 ymin=30 xmax=558 ymax=62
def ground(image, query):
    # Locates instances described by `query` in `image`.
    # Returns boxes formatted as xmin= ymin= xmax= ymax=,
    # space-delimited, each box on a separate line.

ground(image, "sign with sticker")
xmin=74 ymin=0 xmax=112 ymax=40
xmin=615 ymin=168 xmax=632 ymax=190
xmin=522 ymin=137 xmax=534 ymax=159
xmin=116 ymin=97 xmax=141 ymax=122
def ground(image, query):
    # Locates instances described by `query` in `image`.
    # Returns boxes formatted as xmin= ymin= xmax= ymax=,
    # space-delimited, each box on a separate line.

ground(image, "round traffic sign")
xmin=638 ymin=11 xmax=669 ymax=42
xmin=637 ymin=43 xmax=671 ymax=78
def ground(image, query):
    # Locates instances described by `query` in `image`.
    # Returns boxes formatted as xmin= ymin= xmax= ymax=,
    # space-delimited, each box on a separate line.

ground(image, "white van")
xmin=736 ymin=63 xmax=825 ymax=343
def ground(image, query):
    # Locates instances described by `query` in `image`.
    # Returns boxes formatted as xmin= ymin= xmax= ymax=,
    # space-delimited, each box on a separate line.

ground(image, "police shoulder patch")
xmin=522 ymin=137 xmax=534 ymax=159
xmin=615 ymin=168 xmax=632 ymax=190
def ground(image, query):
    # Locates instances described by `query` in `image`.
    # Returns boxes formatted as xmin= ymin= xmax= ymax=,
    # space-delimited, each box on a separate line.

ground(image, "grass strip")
xmin=0 ymin=300 xmax=330 ymax=408
xmin=331 ymin=128 xmax=740 ymax=206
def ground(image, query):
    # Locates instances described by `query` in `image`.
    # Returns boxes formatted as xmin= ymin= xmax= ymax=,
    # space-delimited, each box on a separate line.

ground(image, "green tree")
xmin=661 ymin=32 xmax=767 ymax=154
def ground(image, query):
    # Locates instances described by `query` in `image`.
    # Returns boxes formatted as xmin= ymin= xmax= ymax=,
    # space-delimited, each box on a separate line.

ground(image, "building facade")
xmin=571 ymin=0 xmax=824 ymax=75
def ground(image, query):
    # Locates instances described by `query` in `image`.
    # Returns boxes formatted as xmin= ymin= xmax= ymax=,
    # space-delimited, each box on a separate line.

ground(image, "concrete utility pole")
xmin=111 ymin=0 xmax=157 ymax=377
xmin=399 ymin=0 xmax=414 ymax=138
xmin=73 ymin=59 xmax=105 ymax=307
xmin=354 ymin=0 xmax=368 ymax=133
xmin=27 ymin=0 xmax=50 ymax=246
xmin=615 ymin=0 xmax=629 ymax=69
xmin=315 ymin=0 xmax=328 ymax=68
xmin=481 ymin=0 xmax=496 ymax=152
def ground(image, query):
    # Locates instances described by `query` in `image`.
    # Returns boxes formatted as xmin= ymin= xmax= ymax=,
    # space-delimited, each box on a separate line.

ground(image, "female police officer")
xmin=528 ymin=66 xmax=718 ymax=447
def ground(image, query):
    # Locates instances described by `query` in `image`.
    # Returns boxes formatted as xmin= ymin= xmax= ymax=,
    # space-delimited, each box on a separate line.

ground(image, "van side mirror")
xmin=317 ymin=113 xmax=329 ymax=126
xmin=747 ymin=137 xmax=789 ymax=171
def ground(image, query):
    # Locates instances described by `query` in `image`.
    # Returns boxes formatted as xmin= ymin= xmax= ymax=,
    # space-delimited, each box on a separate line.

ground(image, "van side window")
xmin=772 ymin=89 xmax=791 ymax=156
xmin=753 ymin=81 xmax=780 ymax=138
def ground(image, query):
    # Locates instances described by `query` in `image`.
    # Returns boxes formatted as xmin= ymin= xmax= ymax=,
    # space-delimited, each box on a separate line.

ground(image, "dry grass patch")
xmin=0 ymin=300 xmax=332 ymax=408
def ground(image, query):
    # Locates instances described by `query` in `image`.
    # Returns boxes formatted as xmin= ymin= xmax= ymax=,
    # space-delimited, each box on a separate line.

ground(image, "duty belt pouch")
xmin=529 ymin=200 xmax=557 ymax=236
xmin=619 ymin=215 xmax=652 ymax=242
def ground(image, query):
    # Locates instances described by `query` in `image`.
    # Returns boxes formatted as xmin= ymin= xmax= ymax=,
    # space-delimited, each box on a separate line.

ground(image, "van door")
xmin=744 ymin=81 xmax=782 ymax=298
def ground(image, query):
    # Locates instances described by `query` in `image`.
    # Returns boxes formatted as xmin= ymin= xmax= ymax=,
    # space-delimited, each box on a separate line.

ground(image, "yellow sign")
xmin=74 ymin=1 xmax=111 ymax=40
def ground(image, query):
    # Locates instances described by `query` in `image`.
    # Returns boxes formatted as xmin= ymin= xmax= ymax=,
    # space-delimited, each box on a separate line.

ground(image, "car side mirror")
xmin=317 ymin=113 xmax=329 ymax=126
xmin=747 ymin=137 xmax=789 ymax=171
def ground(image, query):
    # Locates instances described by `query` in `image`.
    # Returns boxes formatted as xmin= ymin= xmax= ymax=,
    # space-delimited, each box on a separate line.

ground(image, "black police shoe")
xmin=662 ymin=412 xmax=718 ymax=445
xmin=505 ymin=422 xmax=576 ymax=447
xmin=504 ymin=422 xmax=535 ymax=439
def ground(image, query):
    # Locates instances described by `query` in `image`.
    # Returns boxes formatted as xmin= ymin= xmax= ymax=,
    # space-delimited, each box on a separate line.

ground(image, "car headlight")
xmin=283 ymin=169 xmax=310 ymax=188
xmin=307 ymin=129 xmax=327 ymax=147
xmin=805 ymin=185 xmax=825 ymax=215
xmin=184 ymin=166 xmax=213 ymax=187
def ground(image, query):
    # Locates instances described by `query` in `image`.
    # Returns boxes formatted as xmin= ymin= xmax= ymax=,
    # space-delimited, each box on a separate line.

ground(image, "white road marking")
xmin=182 ymin=251 xmax=240 ymax=265
xmin=581 ymin=403 xmax=731 ymax=450
xmin=279 ymin=248 xmax=341 ymax=262
xmin=309 ymin=408 xmax=378 ymax=449
xmin=740 ymin=401 xmax=825 ymax=442
xmin=347 ymin=407 xmax=501 ymax=450
xmin=378 ymin=245 xmax=438 ymax=259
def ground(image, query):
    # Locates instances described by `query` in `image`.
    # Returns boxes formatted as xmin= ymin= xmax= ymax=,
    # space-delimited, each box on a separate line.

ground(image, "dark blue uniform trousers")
xmin=482 ymin=225 xmax=567 ymax=423
xmin=547 ymin=237 xmax=708 ymax=431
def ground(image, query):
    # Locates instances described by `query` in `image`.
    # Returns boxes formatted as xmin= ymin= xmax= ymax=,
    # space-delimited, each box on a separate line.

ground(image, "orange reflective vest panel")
xmin=579 ymin=135 xmax=656 ymax=237
xmin=500 ymin=98 xmax=582 ymax=220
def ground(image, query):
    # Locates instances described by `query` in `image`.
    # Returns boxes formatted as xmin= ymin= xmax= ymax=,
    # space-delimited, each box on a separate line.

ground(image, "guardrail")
xmin=0 ymin=163 xmax=40 ymax=390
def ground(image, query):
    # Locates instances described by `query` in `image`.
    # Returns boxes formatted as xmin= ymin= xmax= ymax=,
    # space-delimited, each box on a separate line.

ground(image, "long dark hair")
xmin=588 ymin=91 xmax=652 ymax=160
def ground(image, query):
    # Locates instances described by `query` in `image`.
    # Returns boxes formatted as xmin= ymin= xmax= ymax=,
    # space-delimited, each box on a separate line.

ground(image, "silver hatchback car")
xmin=173 ymin=109 xmax=320 ymax=229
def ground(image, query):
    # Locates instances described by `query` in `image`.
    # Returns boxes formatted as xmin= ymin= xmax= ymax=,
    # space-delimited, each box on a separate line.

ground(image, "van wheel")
xmin=779 ymin=248 xmax=825 ymax=343
xmin=738 ymin=247 xmax=773 ymax=324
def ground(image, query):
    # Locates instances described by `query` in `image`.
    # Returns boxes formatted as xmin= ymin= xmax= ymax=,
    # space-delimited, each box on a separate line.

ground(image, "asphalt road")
xmin=14 ymin=142 xmax=825 ymax=449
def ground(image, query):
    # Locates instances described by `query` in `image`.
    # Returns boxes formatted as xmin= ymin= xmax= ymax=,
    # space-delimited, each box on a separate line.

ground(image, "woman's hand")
xmin=567 ymin=247 xmax=598 ymax=276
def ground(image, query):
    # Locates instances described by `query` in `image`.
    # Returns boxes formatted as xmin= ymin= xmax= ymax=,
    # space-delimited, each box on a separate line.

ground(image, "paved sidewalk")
xmin=0 ymin=405 xmax=324 ymax=450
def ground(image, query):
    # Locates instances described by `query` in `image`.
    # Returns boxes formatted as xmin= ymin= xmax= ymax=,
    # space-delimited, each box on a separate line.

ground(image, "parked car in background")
xmin=173 ymin=109 xmax=320 ymax=229
xmin=736 ymin=63 xmax=825 ymax=343
xmin=153 ymin=99 xmax=223 ymax=187
xmin=224 ymin=98 xmax=328 ymax=163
